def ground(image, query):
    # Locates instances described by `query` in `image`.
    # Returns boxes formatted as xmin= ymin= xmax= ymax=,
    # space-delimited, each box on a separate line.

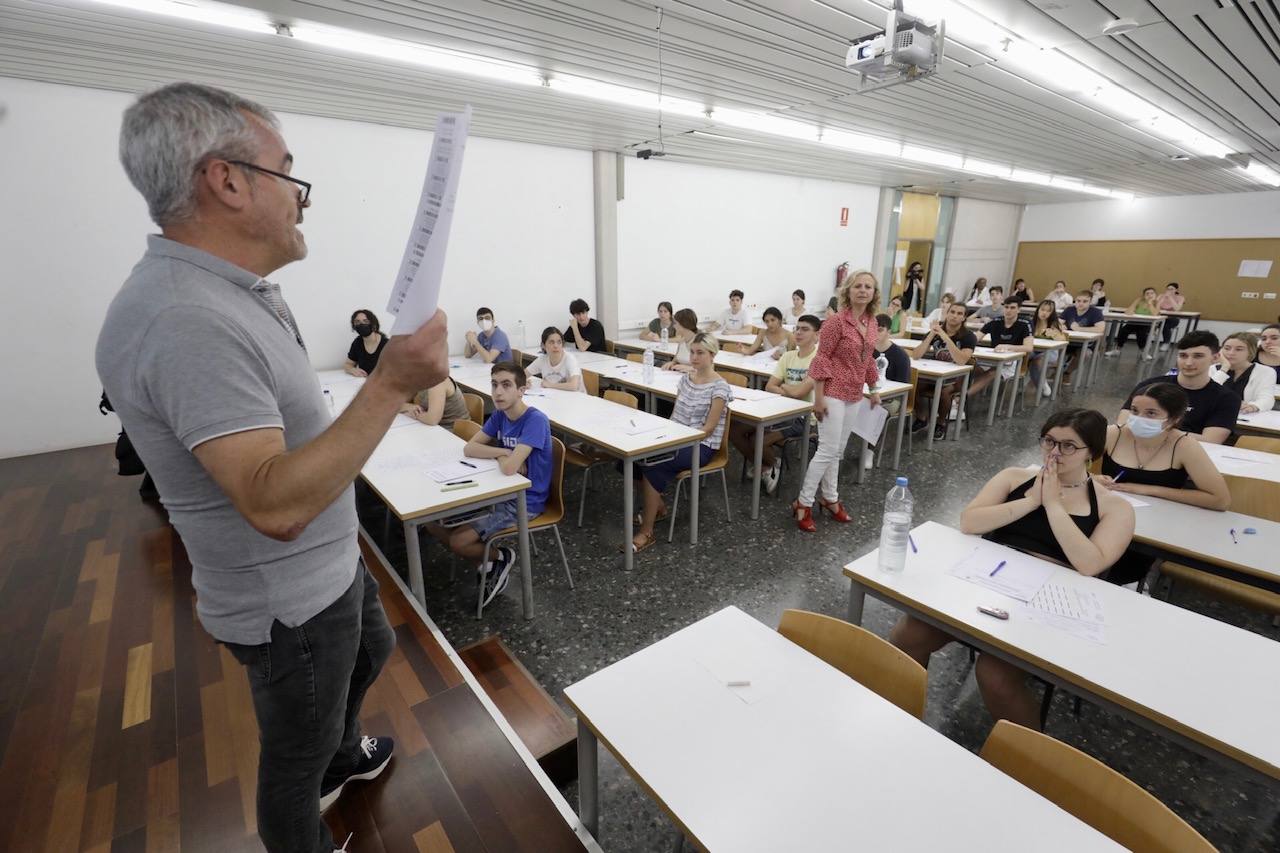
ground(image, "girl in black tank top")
xmin=984 ymin=476 xmax=1101 ymax=567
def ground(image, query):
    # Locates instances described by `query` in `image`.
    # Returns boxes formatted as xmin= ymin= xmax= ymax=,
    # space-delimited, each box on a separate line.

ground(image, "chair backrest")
xmin=980 ymin=721 xmax=1214 ymax=853
xmin=603 ymin=389 xmax=639 ymax=409
xmin=626 ymin=352 xmax=644 ymax=363
xmin=777 ymin=609 xmax=926 ymax=719
xmin=453 ymin=419 xmax=481 ymax=441
xmin=605 ymin=340 xmax=615 ymax=355
xmin=463 ymin=392 xmax=485 ymax=424
xmin=582 ymin=369 xmax=600 ymax=397
xmin=723 ymin=371 xmax=749 ymax=388
xmin=539 ymin=437 xmax=567 ymax=524
xmin=1235 ymin=435 xmax=1280 ymax=455
xmin=906 ymin=366 xmax=919 ymax=410
xmin=1223 ymin=475 xmax=1280 ymax=522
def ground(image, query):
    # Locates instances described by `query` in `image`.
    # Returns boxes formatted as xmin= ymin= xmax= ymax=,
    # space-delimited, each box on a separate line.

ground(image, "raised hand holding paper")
xmin=386 ymin=105 xmax=472 ymax=335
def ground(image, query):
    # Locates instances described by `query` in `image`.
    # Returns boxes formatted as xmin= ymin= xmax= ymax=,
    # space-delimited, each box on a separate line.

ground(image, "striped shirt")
xmin=674 ymin=374 xmax=733 ymax=449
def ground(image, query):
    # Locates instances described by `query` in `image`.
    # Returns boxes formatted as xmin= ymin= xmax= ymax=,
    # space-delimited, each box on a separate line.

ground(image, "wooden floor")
xmin=0 ymin=445 xmax=586 ymax=852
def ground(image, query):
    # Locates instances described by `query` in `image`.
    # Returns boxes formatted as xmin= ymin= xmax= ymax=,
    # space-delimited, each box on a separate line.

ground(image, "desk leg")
xmin=690 ymin=442 xmax=700 ymax=545
xmin=578 ymin=721 xmax=599 ymax=840
xmin=853 ymin=435 xmax=866 ymax=485
xmin=925 ymin=377 xmax=942 ymax=451
xmin=623 ymin=458 xmax=634 ymax=572
xmin=750 ymin=423 xmax=764 ymax=521
xmin=893 ymin=399 xmax=906 ymax=469
xmin=953 ymin=372 xmax=970 ymax=441
xmin=1007 ymin=356 xmax=1022 ymax=419
xmin=405 ymin=521 xmax=425 ymax=606
xmin=1088 ymin=341 xmax=1101 ymax=386
xmin=986 ymin=366 xmax=1001 ymax=426
xmin=516 ymin=490 xmax=533 ymax=619
xmin=801 ymin=418 xmax=812 ymax=479
xmin=1051 ymin=350 xmax=1065 ymax=399
xmin=847 ymin=581 xmax=867 ymax=626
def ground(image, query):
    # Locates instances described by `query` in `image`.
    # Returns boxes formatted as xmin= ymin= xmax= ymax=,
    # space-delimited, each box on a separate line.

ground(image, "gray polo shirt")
xmin=96 ymin=236 xmax=357 ymax=644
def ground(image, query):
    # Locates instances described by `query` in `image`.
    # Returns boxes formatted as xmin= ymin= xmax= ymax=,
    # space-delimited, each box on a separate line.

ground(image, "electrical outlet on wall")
xmin=1264 ymin=293 xmax=1277 ymax=300
xmin=1241 ymin=292 xmax=1260 ymax=299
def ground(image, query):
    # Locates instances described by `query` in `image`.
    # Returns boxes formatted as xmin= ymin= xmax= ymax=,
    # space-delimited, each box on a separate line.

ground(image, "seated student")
xmin=1097 ymin=383 xmax=1230 ymax=586
xmin=910 ymin=300 xmax=976 ymax=440
xmin=968 ymin=299 xmax=1033 ymax=398
xmin=401 ymin=377 xmax=470 ymax=429
xmin=1107 ymin=287 xmax=1160 ymax=359
xmin=873 ymin=314 xmax=912 ymax=386
xmin=1090 ymin=278 xmax=1109 ymax=308
xmin=1058 ymin=290 xmax=1106 ymax=385
xmin=890 ymin=409 xmax=1134 ymax=730
xmin=662 ymin=308 xmax=702 ymax=374
xmin=465 ymin=306 xmax=512 ymax=364
xmin=1156 ymin=282 xmax=1186 ymax=349
xmin=729 ymin=314 xmax=820 ymax=494
xmin=1118 ymin=331 xmax=1237 ymax=445
xmin=922 ymin=291 xmax=956 ymax=326
xmin=639 ymin=301 xmax=677 ymax=342
xmin=426 ymin=362 xmax=552 ymax=608
xmin=627 ymin=333 xmax=732 ymax=554
xmin=527 ymin=327 xmax=585 ymax=393
xmin=1007 ymin=278 xmax=1034 ymax=305
xmin=345 ymin=309 xmax=389 ymax=377
xmin=965 ymin=277 xmax=990 ymax=305
xmin=708 ymin=289 xmax=751 ymax=333
xmin=1256 ymin=323 xmax=1280 ymax=382
xmin=565 ymin=298 xmax=607 ymax=353
xmin=745 ymin=307 xmax=794 ymax=358
xmin=1049 ymin=280 xmax=1073 ymax=312
xmin=787 ymin=289 xmax=807 ymax=322
xmin=824 ymin=295 xmax=839 ymax=320
xmin=973 ymin=286 xmax=1005 ymax=321
xmin=884 ymin=294 xmax=910 ymax=333
xmin=1213 ymin=332 xmax=1276 ymax=413
xmin=1027 ymin=299 xmax=1066 ymax=397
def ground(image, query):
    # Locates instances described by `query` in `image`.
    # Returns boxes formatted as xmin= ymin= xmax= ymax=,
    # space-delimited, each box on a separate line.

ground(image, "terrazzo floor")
xmin=358 ymin=346 xmax=1279 ymax=853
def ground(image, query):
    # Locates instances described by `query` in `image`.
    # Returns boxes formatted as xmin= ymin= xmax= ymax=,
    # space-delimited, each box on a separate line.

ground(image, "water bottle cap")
xmin=895 ymin=477 xmax=908 ymax=486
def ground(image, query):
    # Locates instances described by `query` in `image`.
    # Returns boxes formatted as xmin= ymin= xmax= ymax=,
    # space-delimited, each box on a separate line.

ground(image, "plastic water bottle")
xmin=642 ymin=348 xmax=655 ymax=383
xmin=323 ymin=388 xmax=334 ymax=415
xmin=878 ymin=477 xmax=913 ymax=573
xmin=874 ymin=352 xmax=889 ymax=390
xmin=515 ymin=320 xmax=527 ymax=350
xmin=660 ymin=325 xmax=669 ymax=347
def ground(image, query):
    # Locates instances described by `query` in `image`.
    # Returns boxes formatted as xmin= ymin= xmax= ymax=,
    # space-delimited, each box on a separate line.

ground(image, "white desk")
xmin=564 ymin=606 xmax=1120 ymax=850
xmin=1100 ymin=311 xmax=1165 ymax=362
xmin=968 ymin=345 xmax=1028 ymax=424
xmin=1237 ymin=408 xmax=1280 ymax=438
xmin=449 ymin=363 xmax=706 ymax=572
xmin=844 ymin=521 xmax=1280 ymax=783
xmin=1201 ymin=442 xmax=1280 ymax=484
xmin=891 ymin=339 xmax=974 ymax=450
xmin=316 ymin=370 xmax=535 ymax=616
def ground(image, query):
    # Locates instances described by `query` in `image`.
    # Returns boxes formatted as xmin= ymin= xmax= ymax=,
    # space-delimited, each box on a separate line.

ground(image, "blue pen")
xmin=1112 ymin=470 xmax=1125 ymax=483
xmin=908 ymin=534 xmax=918 ymax=554
xmin=989 ymin=560 xmax=1007 ymax=577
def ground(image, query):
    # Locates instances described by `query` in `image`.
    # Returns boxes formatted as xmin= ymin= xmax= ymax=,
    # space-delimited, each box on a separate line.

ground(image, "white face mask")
xmin=1128 ymin=415 xmax=1166 ymax=439
xmin=479 ymin=319 xmax=494 ymax=332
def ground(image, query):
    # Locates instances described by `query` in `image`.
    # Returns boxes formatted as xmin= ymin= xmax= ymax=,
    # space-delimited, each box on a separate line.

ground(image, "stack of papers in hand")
xmin=947 ymin=544 xmax=1055 ymax=602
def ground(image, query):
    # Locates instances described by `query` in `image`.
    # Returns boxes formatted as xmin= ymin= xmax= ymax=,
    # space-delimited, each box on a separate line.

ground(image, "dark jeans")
xmin=225 ymin=559 xmax=394 ymax=852
xmin=1116 ymin=323 xmax=1149 ymax=350
xmin=1161 ymin=317 xmax=1178 ymax=343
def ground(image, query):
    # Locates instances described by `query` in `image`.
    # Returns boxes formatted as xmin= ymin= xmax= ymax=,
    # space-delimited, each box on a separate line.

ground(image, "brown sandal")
xmin=618 ymin=531 xmax=658 ymax=553
xmin=634 ymin=506 xmax=669 ymax=527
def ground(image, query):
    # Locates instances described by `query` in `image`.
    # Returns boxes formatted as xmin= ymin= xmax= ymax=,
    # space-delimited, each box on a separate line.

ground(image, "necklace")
xmin=1060 ymin=478 xmax=1088 ymax=489
xmin=1131 ymin=431 xmax=1170 ymax=470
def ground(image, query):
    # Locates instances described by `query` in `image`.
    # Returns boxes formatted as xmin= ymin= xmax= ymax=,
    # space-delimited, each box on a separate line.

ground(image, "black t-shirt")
xmin=564 ymin=318 xmax=607 ymax=352
xmin=347 ymin=334 xmax=388 ymax=374
xmin=877 ymin=342 xmax=912 ymax=384
xmin=1007 ymin=290 xmax=1032 ymax=305
xmin=1124 ymin=375 xmax=1238 ymax=437
xmin=981 ymin=319 xmax=1030 ymax=348
xmin=924 ymin=327 xmax=978 ymax=362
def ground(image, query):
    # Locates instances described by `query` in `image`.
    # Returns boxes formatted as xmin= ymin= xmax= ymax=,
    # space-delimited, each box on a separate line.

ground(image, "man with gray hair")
xmin=96 ymin=82 xmax=449 ymax=852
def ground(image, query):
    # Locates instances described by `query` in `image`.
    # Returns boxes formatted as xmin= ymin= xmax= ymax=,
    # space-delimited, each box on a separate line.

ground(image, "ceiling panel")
xmin=2 ymin=0 xmax=1278 ymax=202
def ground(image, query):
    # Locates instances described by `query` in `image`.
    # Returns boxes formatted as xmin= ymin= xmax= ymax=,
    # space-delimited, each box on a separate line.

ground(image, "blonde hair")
xmin=837 ymin=270 xmax=881 ymax=316
xmin=1224 ymin=331 xmax=1258 ymax=360
xmin=690 ymin=332 xmax=721 ymax=355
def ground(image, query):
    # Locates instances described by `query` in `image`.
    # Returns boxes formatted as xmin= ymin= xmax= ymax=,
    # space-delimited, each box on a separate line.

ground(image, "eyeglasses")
xmin=228 ymin=160 xmax=311 ymax=204
xmin=1039 ymin=436 xmax=1084 ymax=455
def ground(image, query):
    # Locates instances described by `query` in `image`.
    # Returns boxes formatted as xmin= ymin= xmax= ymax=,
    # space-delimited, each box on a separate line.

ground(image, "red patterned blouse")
xmin=808 ymin=308 xmax=880 ymax=402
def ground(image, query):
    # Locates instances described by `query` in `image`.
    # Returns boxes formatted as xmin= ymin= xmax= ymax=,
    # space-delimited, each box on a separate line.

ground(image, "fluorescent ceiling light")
xmin=546 ymin=76 xmax=706 ymax=117
xmin=1078 ymin=185 xmax=1113 ymax=197
xmin=1088 ymin=86 xmax=1158 ymax=122
xmin=85 ymin=0 xmax=276 ymax=34
xmin=901 ymin=145 xmax=963 ymax=169
xmin=960 ymin=157 xmax=1011 ymax=178
xmin=821 ymin=129 xmax=902 ymax=157
xmin=1049 ymin=176 xmax=1084 ymax=190
xmin=713 ymin=108 xmax=818 ymax=141
xmin=1107 ymin=190 xmax=1136 ymax=201
xmin=1009 ymin=168 xmax=1054 ymax=186
xmin=1241 ymin=162 xmax=1280 ymax=187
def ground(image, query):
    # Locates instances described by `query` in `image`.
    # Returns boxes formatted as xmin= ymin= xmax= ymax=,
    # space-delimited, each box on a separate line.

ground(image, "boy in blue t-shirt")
xmin=428 ymin=361 xmax=552 ymax=608
xmin=464 ymin=306 xmax=513 ymax=364
xmin=1059 ymin=291 xmax=1106 ymax=385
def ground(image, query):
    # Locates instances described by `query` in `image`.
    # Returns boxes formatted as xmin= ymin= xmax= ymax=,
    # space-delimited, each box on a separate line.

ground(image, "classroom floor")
xmin=360 ymin=347 xmax=1280 ymax=853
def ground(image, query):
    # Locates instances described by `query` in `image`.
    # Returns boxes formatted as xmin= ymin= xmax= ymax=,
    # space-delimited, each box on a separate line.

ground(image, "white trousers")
xmin=799 ymin=398 xmax=862 ymax=507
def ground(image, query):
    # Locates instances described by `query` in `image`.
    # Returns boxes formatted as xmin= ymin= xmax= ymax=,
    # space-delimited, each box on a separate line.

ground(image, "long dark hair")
xmin=1033 ymin=299 xmax=1062 ymax=334
xmin=1128 ymin=382 xmax=1189 ymax=427
xmin=350 ymin=309 xmax=380 ymax=334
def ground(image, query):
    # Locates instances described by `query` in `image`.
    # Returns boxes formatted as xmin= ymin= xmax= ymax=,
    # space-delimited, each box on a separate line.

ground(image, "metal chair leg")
xmin=553 ymin=525 xmax=573 ymax=589
xmin=476 ymin=538 xmax=495 ymax=619
xmin=577 ymin=466 xmax=590 ymax=527
xmin=667 ymin=479 xmax=683 ymax=543
xmin=719 ymin=470 xmax=731 ymax=522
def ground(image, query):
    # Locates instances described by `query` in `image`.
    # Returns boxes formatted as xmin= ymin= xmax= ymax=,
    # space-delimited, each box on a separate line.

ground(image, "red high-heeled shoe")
xmin=791 ymin=500 xmax=816 ymax=533
xmin=818 ymin=499 xmax=852 ymax=523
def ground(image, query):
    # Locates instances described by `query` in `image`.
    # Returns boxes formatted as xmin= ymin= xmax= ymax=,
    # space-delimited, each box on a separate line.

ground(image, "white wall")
xmin=942 ymin=197 xmax=1023 ymax=298
xmin=616 ymin=158 xmax=880 ymax=327
xmin=0 ymin=77 xmax=594 ymax=459
xmin=1019 ymin=191 xmax=1280 ymax=242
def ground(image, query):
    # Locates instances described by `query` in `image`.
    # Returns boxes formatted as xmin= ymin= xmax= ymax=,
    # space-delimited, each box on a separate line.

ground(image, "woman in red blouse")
xmin=792 ymin=270 xmax=882 ymax=532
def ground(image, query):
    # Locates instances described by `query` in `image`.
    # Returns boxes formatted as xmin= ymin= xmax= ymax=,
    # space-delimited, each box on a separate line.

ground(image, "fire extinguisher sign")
xmin=840 ymin=207 xmax=849 ymax=227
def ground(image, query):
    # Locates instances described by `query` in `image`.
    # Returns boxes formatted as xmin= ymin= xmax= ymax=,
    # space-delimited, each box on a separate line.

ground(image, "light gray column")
xmin=593 ymin=151 xmax=621 ymax=338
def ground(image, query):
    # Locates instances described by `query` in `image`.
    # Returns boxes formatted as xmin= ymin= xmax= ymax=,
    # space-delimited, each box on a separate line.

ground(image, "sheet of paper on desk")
xmin=1212 ymin=453 xmax=1280 ymax=479
xmin=728 ymin=386 xmax=775 ymax=402
xmin=1110 ymin=492 xmax=1150 ymax=508
xmin=1017 ymin=583 xmax=1107 ymax=644
xmin=385 ymin=105 xmax=471 ymax=335
xmin=848 ymin=397 xmax=890 ymax=444
xmin=947 ymin=543 xmax=1055 ymax=602
xmin=388 ymin=414 xmax=419 ymax=430
xmin=426 ymin=456 xmax=498 ymax=483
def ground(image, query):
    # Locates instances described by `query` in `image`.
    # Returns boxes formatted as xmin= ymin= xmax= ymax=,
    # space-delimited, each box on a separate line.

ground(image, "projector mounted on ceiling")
xmin=845 ymin=1 xmax=945 ymax=92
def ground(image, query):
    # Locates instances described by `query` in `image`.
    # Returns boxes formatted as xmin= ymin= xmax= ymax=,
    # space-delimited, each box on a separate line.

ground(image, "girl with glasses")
xmin=890 ymin=408 xmax=1134 ymax=731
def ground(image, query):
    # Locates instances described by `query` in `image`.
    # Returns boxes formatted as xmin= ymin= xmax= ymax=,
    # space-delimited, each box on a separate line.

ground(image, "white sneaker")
xmin=1142 ymin=353 xmax=1154 ymax=361
xmin=1159 ymin=342 xmax=1170 ymax=351
xmin=763 ymin=461 xmax=781 ymax=494
xmin=863 ymin=448 xmax=875 ymax=470
xmin=1040 ymin=380 xmax=1052 ymax=397
xmin=745 ymin=464 xmax=756 ymax=480
xmin=1103 ymin=349 xmax=1119 ymax=358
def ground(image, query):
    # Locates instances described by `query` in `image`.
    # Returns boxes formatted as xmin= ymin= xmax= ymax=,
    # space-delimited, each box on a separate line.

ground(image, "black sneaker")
xmin=910 ymin=419 xmax=929 ymax=434
xmin=320 ymin=735 xmax=395 ymax=812
xmin=480 ymin=547 xmax=515 ymax=608
xmin=934 ymin=422 xmax=948 ymax=441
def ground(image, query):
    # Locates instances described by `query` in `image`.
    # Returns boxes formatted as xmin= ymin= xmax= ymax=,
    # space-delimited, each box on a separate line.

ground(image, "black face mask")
xmin=354 ymin=323 xmax=373 ymax=337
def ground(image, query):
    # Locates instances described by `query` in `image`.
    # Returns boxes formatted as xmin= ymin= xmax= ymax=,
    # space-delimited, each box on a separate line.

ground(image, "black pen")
xmin=459 ymin=460 xmax=478 ymax=469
